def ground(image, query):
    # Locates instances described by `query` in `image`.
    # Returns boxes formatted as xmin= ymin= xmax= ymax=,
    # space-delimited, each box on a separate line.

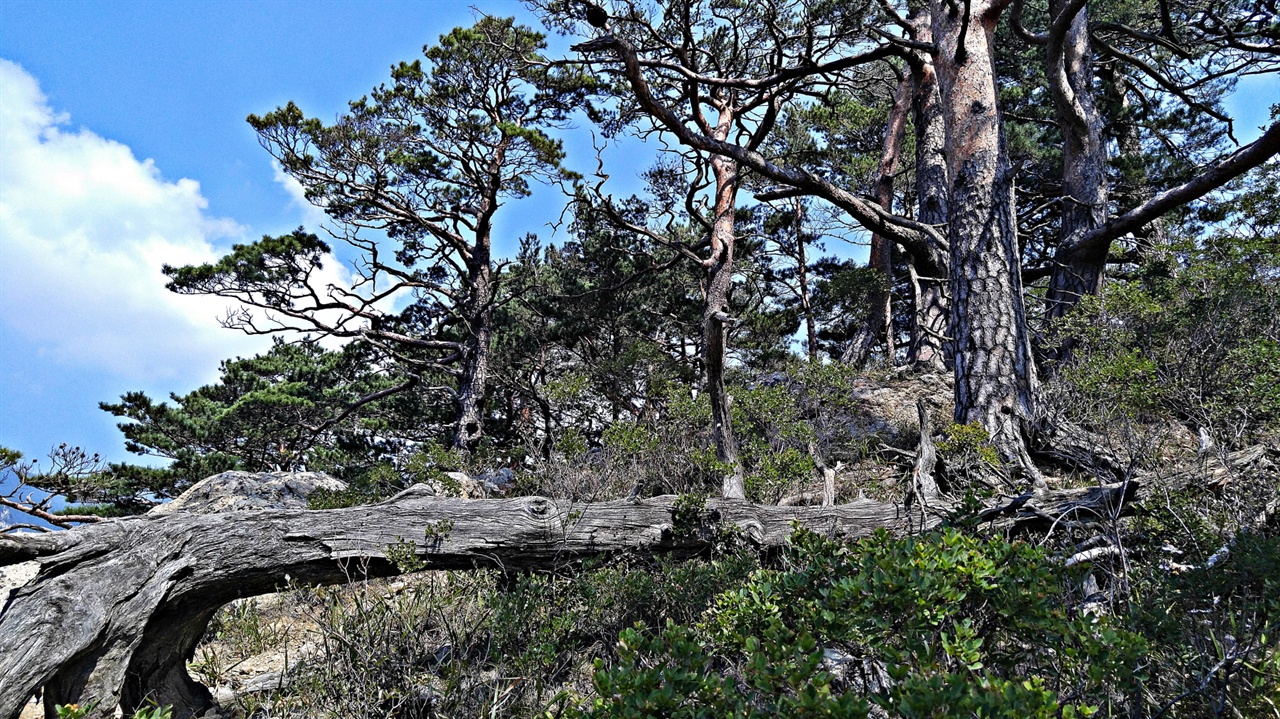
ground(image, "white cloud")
xmin=0 ymin=59 xmax=271 ymax=384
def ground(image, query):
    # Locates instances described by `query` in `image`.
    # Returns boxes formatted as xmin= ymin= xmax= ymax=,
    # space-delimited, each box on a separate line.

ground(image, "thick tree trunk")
xmin=846 ymin=71 xmax=914 ymax=367
xmin=931 ymin=0 xmax=1042 ymax=484
xmin=908 ymin=13 xmax=951 ymax=371
xmin=706 ymin=152 xmax=746 ymax=498
xmin=1043 ymin=0 xmax=1109 ymax=334
xmin=0 ymin=480 xmax=1141 ymax=719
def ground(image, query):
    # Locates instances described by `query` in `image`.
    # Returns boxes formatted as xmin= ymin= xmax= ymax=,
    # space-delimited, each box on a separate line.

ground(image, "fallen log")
xmin=0 ymin=481 xmax=1139 ymax=719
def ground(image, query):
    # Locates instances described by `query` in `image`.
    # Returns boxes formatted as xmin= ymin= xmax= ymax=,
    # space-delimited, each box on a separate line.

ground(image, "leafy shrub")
xmin=937 ymin=422 xmax=1001 ymax=474
xmin=581 ymin=528 xmax=1147 ymax=718
xmin=1121 ymin=475 xmax=1280 ymax=718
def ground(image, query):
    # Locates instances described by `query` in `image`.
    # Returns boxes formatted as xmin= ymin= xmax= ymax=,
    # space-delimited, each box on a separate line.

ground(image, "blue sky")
xmin=0 ymin=0 xmax=628 ymax=465
xmin=0 ymin=0 xmax=1276 ymax=472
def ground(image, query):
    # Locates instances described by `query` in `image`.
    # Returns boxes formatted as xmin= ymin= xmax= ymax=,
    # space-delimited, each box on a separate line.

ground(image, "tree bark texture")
xmin=0 ymin=480 xmax=1141 ymax=719
xmin=1043 ymin=0 xmax=1109 ymax=329
xmin=931 ymin=0 xmax=1041 ymax=482
xmin=908 ymin=12 xmax=951 ymax=371
xmin=706 ymin=151 xmax=746 ymax=498
xmin=453 ymin=259 xmax=494 ymax=450
xmin=1045 ymin=111 xmax=1280 ymax=324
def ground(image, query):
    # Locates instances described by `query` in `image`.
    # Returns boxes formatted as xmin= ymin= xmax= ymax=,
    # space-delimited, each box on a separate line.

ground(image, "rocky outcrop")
xmin=148 ymin=471 xmax=346 ymax=515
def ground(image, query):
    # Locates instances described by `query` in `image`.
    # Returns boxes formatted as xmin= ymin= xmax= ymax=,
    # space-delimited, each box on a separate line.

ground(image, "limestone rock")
xmin=426 ymin=469 xmax=516 ymax=498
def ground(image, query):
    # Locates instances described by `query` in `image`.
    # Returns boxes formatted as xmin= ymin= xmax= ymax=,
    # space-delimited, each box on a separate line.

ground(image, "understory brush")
xmin=203 ymin=468 xmax=1279 ymax=718
xmin=226 ymin=551 xmax=759 ymax=718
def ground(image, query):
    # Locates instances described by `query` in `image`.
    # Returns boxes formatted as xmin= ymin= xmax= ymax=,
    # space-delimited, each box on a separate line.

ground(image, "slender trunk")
xmin=453 ymin=241 xmax=494 ymax=450
xmin=932 ymin=0 xmax=1042 ymax=484
xmin=1044 ymin=0 xmax=1109 ymax=330
xmin=794 ymin=199 xmax=819 ymax=362
xmin=846 ymin=71 xmax=914 ymax=366
xmin=908 ymin=11 xmax=951 ymax=370
xmin=707 ymin=152 xmax=746 ymax=498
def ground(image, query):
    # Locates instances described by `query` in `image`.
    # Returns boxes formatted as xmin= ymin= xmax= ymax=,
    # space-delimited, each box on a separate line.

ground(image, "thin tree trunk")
xmin=0 ymin=482 xmax=1142 ymax=719
xmin=1101 ymin=63 xmax=1168 ymax=262
xmin=908 ymin=10 xmax=951 ymax=371
xmin=846 ymin=71 xmax=914 ymax=367
xmin=453 ymin=241 xmax=494 ymax=450
xmin=706 ymin=151 xmax=746 ymax=498
xmin=932 ymin=0 xmax=1042 ymax=485
xmin=793 ymin=199 xmax=819 ymax=362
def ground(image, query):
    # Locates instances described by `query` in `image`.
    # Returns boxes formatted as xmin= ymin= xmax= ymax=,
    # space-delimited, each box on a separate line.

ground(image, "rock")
xmin=438 ymin=471 xmax=487 ymax=498
xmin=149 ymin=471 xmax=347 ymax=515
xmin=821 ymin=648 xmax=891 ymax=694
xmin=427 ymin=469 xmax=516 ymax=498
xmin=477 ymin=468 xmax=516 ymax=494
xmin=0 ymin=560 xmax=38 ymax=606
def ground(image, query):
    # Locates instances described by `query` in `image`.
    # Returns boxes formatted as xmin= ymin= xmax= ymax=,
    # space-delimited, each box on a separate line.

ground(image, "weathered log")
xmin=0 ymin=483 xmax=1139 ymax=719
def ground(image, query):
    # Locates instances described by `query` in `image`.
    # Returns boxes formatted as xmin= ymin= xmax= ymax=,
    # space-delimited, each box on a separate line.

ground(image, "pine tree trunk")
xmin=846 ymin=71 xmax=914 ymax=367
xmin=908 ymin=11 xmax=951 ymax=371
xmin=453 ymin=243 xmax=494 ymax=450
xmin=794 ymin=200 xmax=819 ymax=362
xmin=707 ymin=151 xmax=746 ymax=498
xmin=931 ymin=0 xmax=1042 ymax=484
xmin=1044 ymin=0 xmax=1109 ymax=332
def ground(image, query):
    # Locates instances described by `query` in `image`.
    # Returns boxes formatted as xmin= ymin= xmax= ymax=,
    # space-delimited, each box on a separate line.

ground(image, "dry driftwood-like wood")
xmin=0 ymin=482 xmax=1138 ymax=719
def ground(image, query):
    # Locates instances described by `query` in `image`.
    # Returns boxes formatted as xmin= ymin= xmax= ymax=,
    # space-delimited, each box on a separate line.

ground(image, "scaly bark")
xmin=931 ymin=0 xmax=1042 ymax=484
xmin=1043 ymin=0 xmax=1109 ymax=331
xmin=1042 ymin=12 xmax=1280 ymax=325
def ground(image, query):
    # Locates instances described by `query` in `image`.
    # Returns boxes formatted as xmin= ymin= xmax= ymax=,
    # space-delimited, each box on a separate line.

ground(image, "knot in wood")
xmin=738 ymin=519 xmax=766 ymax=545
xmin=524 ymin=497 xmax=554 ymax=519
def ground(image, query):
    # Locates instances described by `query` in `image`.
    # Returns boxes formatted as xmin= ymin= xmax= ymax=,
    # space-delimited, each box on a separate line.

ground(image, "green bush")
xmin=581 ymin=528 xmax=1147 ymax=718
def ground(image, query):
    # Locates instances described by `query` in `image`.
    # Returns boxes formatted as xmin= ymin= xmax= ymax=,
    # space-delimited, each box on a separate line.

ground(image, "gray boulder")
xmin=149 ymin=471 xmax=347 ymax=515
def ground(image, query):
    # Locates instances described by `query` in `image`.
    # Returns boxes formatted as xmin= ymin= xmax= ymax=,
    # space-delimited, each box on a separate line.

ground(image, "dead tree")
xmin=0 ymin=482 xmax=1139 ymax=719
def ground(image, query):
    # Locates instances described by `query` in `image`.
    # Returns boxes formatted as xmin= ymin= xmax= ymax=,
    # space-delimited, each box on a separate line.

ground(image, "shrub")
xmin=581 ymin=528 xmax=1147 ymax=718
